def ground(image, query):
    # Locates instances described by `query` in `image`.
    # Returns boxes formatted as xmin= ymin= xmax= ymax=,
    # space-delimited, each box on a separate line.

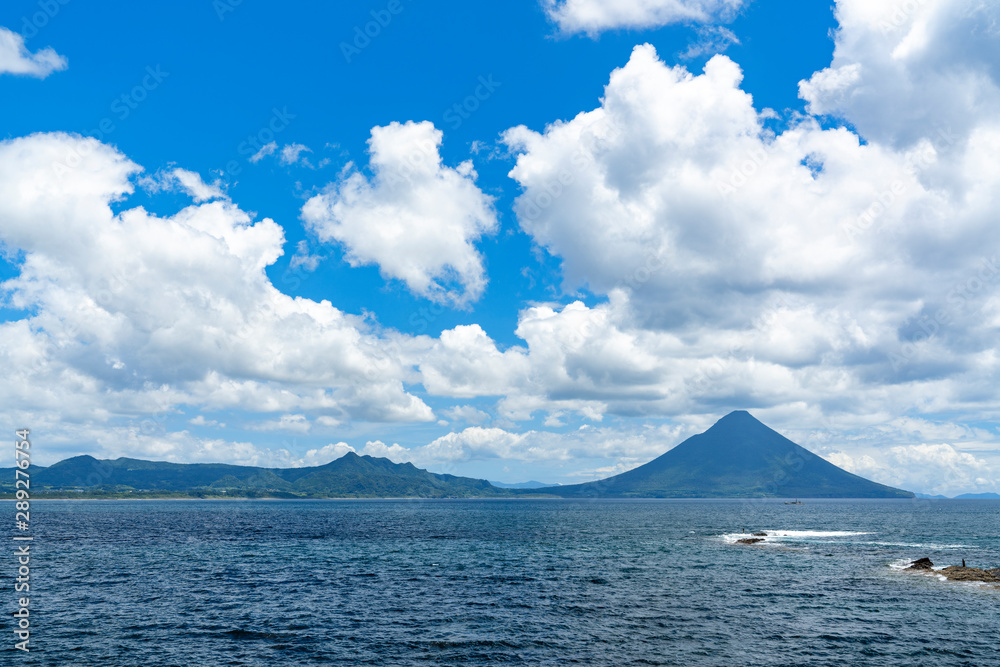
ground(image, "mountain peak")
xmin=543 ymin=411 xmax=913 ymax=498
xmin=715 ymin=410 xmax=763 ymax=426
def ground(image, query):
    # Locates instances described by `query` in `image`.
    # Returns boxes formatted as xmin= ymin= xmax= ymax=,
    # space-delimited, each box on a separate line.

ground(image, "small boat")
xmin=784 ymin=499 xmax=804 ymax=505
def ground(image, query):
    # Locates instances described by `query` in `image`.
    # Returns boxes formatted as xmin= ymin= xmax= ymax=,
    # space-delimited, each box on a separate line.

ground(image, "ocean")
xmin=4 ymin=498 xmax=998 ymax=665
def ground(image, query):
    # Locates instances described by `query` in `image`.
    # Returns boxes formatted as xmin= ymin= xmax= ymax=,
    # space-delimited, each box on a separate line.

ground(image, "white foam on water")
xmin=890 ymin=559 xmax=941 ymax=576
xmin=888 ymin=560 xmax=995 ymax=589
xmin=720 ymin=532 xmax=774 ymax=544
xmin=765 ymin=530 xmax=872 ymax=539
xmin=869 ymin=541 xmax=970 ymax=550
xmin=720 ymin=529 xmax=871 ymax=544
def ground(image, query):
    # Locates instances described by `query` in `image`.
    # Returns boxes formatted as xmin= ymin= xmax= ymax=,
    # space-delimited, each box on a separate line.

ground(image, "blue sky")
xmin=1 ymin=0 xmax=998 ymax=495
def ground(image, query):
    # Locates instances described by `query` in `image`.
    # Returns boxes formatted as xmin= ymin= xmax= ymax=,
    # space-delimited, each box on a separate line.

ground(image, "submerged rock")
xmin=752 ymin=532 xmax=768 ymax=537
xmin=737 ymin=537 xmax=765 ymax=545
xmin=907 ymin=558 xmax=934 ymax=570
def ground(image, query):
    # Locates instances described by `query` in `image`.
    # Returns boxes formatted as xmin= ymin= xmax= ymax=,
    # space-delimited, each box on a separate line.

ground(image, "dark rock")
xmin=736 ymin=537 xmax=765 ymax=545
xmin=904 ymin=559 xmax=1000 ymax=583
xmin=752 ymin=532 xmax=767 ymax=537
xmin=938 ymin=566 xmax=1000 ymax=583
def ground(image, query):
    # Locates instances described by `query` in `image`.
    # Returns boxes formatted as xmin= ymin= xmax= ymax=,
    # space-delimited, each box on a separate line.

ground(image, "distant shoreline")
xmin=3 ymin=495 xmax=984 ymax=502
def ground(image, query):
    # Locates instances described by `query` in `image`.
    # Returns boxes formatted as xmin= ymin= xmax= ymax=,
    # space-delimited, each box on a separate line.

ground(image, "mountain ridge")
xmin=0 ymin=451 xmax=506 ymax=498
xmin=0 ymin=412 xmax=916 ymax=498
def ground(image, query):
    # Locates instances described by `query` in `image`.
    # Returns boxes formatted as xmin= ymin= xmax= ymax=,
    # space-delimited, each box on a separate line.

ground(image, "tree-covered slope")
xmin=1 ymin=452 xmax=506 ymax=498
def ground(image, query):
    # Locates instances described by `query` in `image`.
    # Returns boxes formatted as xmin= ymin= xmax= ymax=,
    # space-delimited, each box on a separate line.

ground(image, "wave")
xmin=888 ymin=558 xmax=946 ymax=572
xmin=766 ymin=530 xmax=872 ymax=539
xmin=721 ymin=529 xmax=871 ymax=544
xmin=869 ymin=541 xmax=970 ymax=550
xmin=888 ymin=558 xmax=913 ymax=571
xmin=888 ymin=558 xmax=947 ymax=574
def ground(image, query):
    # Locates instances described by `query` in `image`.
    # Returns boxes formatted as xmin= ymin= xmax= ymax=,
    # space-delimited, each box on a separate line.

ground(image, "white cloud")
xmin=62 ymin=426 xmax=303 ymax=469
xmin=352 ymin=423 xmax=685 ymax=478
xmin=0 ymin=132 xmax=434 ymax=443
xmin=288 ymin=239 xmax=322 ymax=272
xmin=414 ymin=323 xmax=531 ymax=399
xmin=826 ymin=443 xmax=997 ymax=497
xmin=359 ymin=440 xmax=414 ymax=462
xmin=442 ymin=405 xmax=492 ymax=425
xmin=189 ymin=415 xmax=225 ymax=427
xmin=799 ymin=0 xmax=1000 ymax=147
xmin=249 ymin=142 xmax=315 ymax=167
xmin=249 ymin=414 xmax=312 ymax=434
xmin=171 ymin=168 xmax=227 ymax=202
xmin=0 ymin=27 xmax=67 ymax=78
xmin=302 ymin=121 xmax=498 ymax=306
xmin=495 ymin=41 xmax=1000 ymax=431
xmin=679 ymin=26 xmax=740 ymax=60
xmin=543 ymin=0 xmax=746 ymax=36
xmin=99 ymin=429 xmax=359 ymax=469
xmin=139 ymin=168 xmax=227 ymax=202
xmin=249 ymin=141 xmax=277 ymax=164
xmin=300 ymin=442 xmax=355 ymax=466
xmin=4 ymin=1 xmax=1000 ymax=495
xmin=280 ymin=143 xmax=312 ymax=166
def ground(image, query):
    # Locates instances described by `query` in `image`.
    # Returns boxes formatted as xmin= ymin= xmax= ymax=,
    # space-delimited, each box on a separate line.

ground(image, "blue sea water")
xmin=3 ymin=498 xmax=999 ymax=666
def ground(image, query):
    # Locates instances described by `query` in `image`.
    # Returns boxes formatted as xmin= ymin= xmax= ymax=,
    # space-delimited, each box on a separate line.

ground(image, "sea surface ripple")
xmin=3 ymin=498 xmax=998 ymax=665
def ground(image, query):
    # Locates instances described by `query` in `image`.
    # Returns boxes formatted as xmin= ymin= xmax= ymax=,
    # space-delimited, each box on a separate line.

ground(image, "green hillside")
xmin=0 ymin=452 xmax=506 ymax=499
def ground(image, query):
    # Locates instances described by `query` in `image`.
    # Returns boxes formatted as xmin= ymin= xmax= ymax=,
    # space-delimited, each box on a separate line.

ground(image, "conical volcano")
xmin=545 ymin=411 xmax=913 ymax=498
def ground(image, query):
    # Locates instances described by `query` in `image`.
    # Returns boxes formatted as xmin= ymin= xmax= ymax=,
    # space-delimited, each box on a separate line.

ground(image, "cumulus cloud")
xmin=302 ymin=121 xmax=497 ymax=306
xmin=4 ymin=2 xmax=1000 ymax=492
xmin=0 ymin=132 xmax=434 ymax=462
xmin=300 ymin=442 xmax=355 ymax=466
xmin=0 ymin=27 xmax=67 ymax=78
xmin=495 ymin=40 xmax=1000 ymax=433
xmin=826 ymin=442 xmax=997 ymax=497
xmin=543 ymin=0 xmax=745 ymax=36
xmin=101 ymin=429 xmax=358 ymax=469
xmin=799 ymin=0 xmax=1000 ymax=148
xmin=354 ymin=423 xmax=685 ymax=477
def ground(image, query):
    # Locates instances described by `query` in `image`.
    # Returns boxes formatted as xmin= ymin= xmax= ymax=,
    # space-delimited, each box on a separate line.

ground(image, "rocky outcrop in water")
xmin=906 ymin=558 xmax=1000 ymax=583
xmin=736 ymin=537 xmax=765 ymax=545
xmin=937 ymin=566 xmax=1000 ymax=583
